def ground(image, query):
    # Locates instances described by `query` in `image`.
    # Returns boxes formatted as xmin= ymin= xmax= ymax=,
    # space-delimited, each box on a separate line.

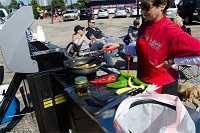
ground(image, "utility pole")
xmin=51 ymin=1 xmax=53 ymax=24
xmin=70 ymin=0 xmax=73 ymax=9
xmin=136 ymin=0 xmax=139 ymax=17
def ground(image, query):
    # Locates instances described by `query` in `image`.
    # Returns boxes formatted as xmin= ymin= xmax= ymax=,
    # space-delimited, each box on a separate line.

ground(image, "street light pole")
xmin=51 ymin=2 xmax=53 ymax=24
xmin=136 ymin=0 xmax=139 ymax=17
xmin=70 ymin=0 xmax=73 ymax=8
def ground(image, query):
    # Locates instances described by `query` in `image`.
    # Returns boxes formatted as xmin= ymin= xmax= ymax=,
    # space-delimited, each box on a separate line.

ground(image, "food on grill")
xmin=90 ymin=74 xmax=117 ymax=85
xmin=74 ymin=63 xmax=97 ymax=69
xmin=106 ymin=75 xmax=128 ymax=89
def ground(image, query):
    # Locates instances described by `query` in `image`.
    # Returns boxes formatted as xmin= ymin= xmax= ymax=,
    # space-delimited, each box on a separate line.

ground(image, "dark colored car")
xmin=178 ymin=0 xmax=200 ymax=24
xmin=79 ymin=9 xmax=93 ymax=20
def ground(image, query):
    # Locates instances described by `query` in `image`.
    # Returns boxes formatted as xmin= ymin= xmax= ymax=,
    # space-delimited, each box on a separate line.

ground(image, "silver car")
xmin=97 ymin=8 xmax=109 ymax=18
xmin=114 ymin=7 xmax=127 ymax=18
xmin=62 ymin=9 xmax=79 ymax=21
xmin=130 ymin=7 xmax=141 ymax=17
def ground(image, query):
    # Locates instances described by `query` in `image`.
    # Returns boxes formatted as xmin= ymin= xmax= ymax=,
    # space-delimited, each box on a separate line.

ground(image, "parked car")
xmin=107 ymin=8 xmax=116 ymax=14
xmin=79 ymin=9 xmax=93 ymax=20
xmin=130 ymin=7 xmax=141 ymax=17
xmin=62 ymin=9 xmax=79 ymax=21
xmin=93 ymin=9 xmax=99 ymax=15
xmin=97 ymin=8 xmax=109 ymax=19
xmin=178 ymin=0 xmax=200 ymax=24
xmin=114 ymin=7 xmax=127 ymax=18
xmin=166 ymin=2 xmax=178 ymax=19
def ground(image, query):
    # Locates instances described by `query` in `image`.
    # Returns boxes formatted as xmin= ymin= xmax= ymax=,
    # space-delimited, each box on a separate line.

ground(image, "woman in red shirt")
xmin=137 ymin=0 xmax=200 ymax=95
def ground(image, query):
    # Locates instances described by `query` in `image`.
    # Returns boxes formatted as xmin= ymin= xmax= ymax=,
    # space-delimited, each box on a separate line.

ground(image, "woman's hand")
xmin=154 ymin=59 xmax=178 ymax=70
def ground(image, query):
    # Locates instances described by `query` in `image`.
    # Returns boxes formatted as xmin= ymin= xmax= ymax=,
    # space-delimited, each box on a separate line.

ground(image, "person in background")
xmin=121 ymin=18 xmax=141 ymax=69
xmin=71 ymin=25 xmax=90 ymax=56
xmin=136 ymin=0 xmax=200 ymax=95
xmin=123 ymin=18 xmax=141 ymax=45
xmin=88 ymin=31 xmax=119 ymax=66
xmin=84 ymin=17 xmax=120 ymax=66
xmin=86 ymin=17 xmax=103 ymax=40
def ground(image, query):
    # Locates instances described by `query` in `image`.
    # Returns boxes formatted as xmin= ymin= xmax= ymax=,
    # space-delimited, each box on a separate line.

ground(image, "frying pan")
xmin=64 ymin=56 xmax=103 ymax=75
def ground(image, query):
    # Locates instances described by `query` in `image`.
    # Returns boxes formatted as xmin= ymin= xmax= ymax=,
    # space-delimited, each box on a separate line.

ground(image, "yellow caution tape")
xmin=55 ymin=95 xmax=66 ymax=105
xmin=43 ymin=98 xmax=53 ymax=108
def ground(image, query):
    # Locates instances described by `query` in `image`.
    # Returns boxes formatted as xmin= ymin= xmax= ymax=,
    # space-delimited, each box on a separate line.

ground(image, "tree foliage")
xmin=51 ymin=0 xmax=65 ymax=10
xmin=76 ymin=0 xmax=88 ymax=9
xmin=8 ymin=0 xmax=18 ymax=9
xmin=0 ymin=2 xmax=4 ymax=8
xmin=31 ymin=0 xmax=40 ymax=19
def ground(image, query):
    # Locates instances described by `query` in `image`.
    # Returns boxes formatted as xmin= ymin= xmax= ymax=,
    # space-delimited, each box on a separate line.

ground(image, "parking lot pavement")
xmin=188 ymin=24 xmax=200 ymax=39
xmin=33 ymin=18 xmax=200 ymax=48
xmin=32 ymin=17 xmax=134 ymax=47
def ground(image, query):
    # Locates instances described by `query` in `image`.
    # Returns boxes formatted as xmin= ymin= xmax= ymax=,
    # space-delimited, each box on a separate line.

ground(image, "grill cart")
xmin=0 ymin=6 xmax=69 ymax=133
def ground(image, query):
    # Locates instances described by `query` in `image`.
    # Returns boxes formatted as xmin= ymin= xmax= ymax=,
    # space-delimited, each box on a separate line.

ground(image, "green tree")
xmin=0 ymin=2 xmax=4 ymax=8
xmin=76 ymin=0 xmax=88 ymax=9
xmin=31 ymin=0 xmax=40 ymax=19
xmin=8 ymin=0 xmax=18 ymax=10
xmin=51 ymin=0 xmax=65 ymax=10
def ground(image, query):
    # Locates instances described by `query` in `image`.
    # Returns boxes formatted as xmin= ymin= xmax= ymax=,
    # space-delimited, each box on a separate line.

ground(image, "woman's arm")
xmin=72 ymin=34 xmax=86 ymax=46
xmin=128 ymin=32 xmax=134 ymax=41
xmin=168 ymin=25 xmax=200 ymax=58
xmin=128 ymin=26 xmax=134 ymax=41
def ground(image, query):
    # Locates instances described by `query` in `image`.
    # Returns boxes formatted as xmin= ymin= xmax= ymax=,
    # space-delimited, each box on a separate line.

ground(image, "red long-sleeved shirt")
xmin=136 ymin=16 xmax=200 ymax=93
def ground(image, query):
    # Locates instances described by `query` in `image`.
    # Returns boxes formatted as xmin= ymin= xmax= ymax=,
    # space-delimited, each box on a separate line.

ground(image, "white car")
xmin=130 ymin=7 xmax=141 ymax=17
xmin=62 ymin=9 xmax=79 ymax=21
xmin=93 ymin=9 xmax=99 ymax=15
xmin=166 ymin=8 xmax=178 ymax=19
xmin=166 ymin=3 xmax=178 ymax=19
xmin=107 ymin=8 xmax=116 ymax=14
xmin=114 ymin=7 xmax=127 ymax=18
xmin=97 ymin=8 xmax=109 ymax=18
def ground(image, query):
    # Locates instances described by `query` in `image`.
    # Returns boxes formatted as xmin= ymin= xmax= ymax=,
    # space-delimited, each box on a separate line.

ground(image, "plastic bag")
xmin=114 ymin=93 xmax=195 ymax=133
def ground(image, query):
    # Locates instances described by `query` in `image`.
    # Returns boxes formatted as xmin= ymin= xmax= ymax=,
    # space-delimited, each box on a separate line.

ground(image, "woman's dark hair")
xmin=140 ymin=0 xmax=171 ymax=13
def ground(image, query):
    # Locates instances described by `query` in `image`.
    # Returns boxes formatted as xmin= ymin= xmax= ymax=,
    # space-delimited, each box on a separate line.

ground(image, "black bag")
xmin=65 ymin=42 xmax=80 ymax=57
xmin=123 ymin=35 xmax=130 ymax=45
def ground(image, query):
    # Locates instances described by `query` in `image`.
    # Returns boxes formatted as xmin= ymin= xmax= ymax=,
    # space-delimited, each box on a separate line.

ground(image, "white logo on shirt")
xmin=144 ymin=34 xmax=161 ymax=51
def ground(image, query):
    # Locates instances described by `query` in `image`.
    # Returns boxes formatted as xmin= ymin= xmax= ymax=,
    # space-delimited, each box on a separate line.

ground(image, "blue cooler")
xmin=0 ymin=97 xmax=20 ymax=125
